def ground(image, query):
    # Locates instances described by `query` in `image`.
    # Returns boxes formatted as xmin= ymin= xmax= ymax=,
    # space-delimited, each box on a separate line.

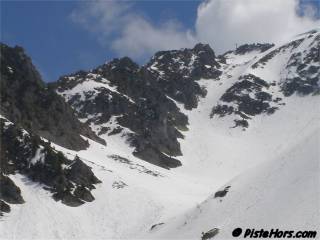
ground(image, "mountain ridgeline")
xmin=53 ymin=43 xmax=223 ymax=169
xmin=0 ymin=44 xmax=105 ymax=150
xmin=0 ymin=29 xmax=319 ymax=217
xmin=0 ymin=44 xmax=104 ymax=211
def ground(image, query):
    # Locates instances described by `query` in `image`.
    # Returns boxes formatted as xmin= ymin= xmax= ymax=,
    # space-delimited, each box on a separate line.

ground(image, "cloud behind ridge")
xmin=70 ymin=0 xmax=320 ymax=60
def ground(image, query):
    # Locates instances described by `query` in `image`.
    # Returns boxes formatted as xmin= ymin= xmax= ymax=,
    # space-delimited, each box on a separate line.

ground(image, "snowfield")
xmin=146 ymin=126 xmax=319 ymax=239
xmin=1 ymin=30 xmax=319 ymax=239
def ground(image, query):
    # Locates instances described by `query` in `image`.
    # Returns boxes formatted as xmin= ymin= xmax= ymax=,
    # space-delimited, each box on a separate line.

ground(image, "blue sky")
xmin=1 ymin=0 xmax=319 ymax=82
xmin=1 ymin=1 xmax=199 ymax=81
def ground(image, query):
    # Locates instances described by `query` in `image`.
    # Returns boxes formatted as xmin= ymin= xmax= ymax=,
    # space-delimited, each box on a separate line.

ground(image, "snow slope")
xmin=0 ymin=133 xmax=211 ymax=239
xmin=144 ymin=29 xmax=320 ymax=239
xmin=1 ymin=30 xmax=319 ymax=239
xmin=147 ymin=123 xmax=319 ymax=239
xmin=171 ymin=29 xmax=319 ymax=188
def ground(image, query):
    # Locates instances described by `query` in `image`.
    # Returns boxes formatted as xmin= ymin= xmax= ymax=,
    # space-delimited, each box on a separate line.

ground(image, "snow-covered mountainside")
xmin=0 ymin=115 xmax=102 ymax=208
xmin=211 ymin=29 xmax=319 ymax=129
xmin=0 ymin=29 xmax=319 ymax=239
xmin=147 ymin=125 xmax=319 ymax=239
xmin=53 ymin=43 xmax=223 ymax=169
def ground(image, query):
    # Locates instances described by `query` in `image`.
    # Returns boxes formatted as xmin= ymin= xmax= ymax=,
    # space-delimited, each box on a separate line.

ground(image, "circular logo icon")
xmin=232 ymin=228 xmax=242 ymax=237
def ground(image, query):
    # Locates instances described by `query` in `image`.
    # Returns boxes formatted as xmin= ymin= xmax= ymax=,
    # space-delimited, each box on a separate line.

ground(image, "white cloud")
xmin=70 ymin=0 xmax=320 ymax=59
xmin=70 ymin=1 xmax=132 ymax=42
xmin=112 ymin=18 xmax=196 ymax=58
xmin=70 ymin=1 xmax=196 ymax=60
xmin=195 ymin=0 xmax=320 ymax=53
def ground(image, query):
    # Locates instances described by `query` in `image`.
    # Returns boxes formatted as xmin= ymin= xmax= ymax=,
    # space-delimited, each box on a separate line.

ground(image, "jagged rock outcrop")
xmin=211 ymin=30 xmax=319 ymax=129
xmin=146 ymin=43 xmax=222 ymax=109
xmin=234 ymin=43 xmax=274 ymax=55
xmin=0 ymin=117 xmax=101 ymax=208
xmin=53 ymin=58 xmax=186 ymax=168
xmin=0 ymin=174 xmax=24 ymax=204
xmin=281 ymin=32 xmax=320 ymax=96
xmin=211 ymin=74 xmax=281 ymax=128
xmin=0 ymin=200 xmax=11 ymax=215
xmin=220 ymin=43 xmax=275 ymax=63
xmin=54 ymin=44 xmax=222 ymax=168
xmin=0 ymin=43 xmax=105 ymax=151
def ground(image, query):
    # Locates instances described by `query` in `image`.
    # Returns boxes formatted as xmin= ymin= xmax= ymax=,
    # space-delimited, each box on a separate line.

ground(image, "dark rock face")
xmin=133 ymin=147 xmax=182 ymax=170
xmin=67 ymin=157 xmax=101 ymax=188
xmin=211 ymin=74 xmax=282 ymax=128
xmin=0 ymin=43 xmax=105 ymax=151
xmin=251 ymin=39 xmax=304 ymax=69
xmin=281 ymin=34 xmax=320 ymax=96
xmin=211 ymin=32 xmax=319 ymax=129
xmin=220 ymin=43 xmax=274 ymax=63
xmin=234 ymin=43 xmax=274 ymax=55
xmin=146 ymin=43 xmax=222 ymax=109
xmin=250 ymin=32 xmax=319 ymax=97
xmin=0 ymin=174 xmax=24 ymax=204
xmin=54 ymin=44 xmax=221 ymax=169
xmin=0 ymin=117 xmax=101 ymax=207
xmin=54 ymin=63 xmax=186 ymax=169
xmin=0 ymin=200 xmax=11 ymax=215
xmin=74 ymin=186 xmax=95 ymax=202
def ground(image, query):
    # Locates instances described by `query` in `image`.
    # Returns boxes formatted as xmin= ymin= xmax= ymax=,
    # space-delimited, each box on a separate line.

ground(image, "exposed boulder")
xmin=214 ymin=186 xmax=231 ymax=198
xmin=73 ymin=186 xmax=95 ymax=202
xmin=67 ymin=156 xmax=101 ymax=189
xmin=201 ymin=228 xmax=220 ymax=240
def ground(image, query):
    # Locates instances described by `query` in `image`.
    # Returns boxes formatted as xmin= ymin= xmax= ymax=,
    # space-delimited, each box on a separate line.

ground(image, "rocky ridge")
xmin=211 ymin=30 xmax=319 ymax=129
xmin=54 ymin=44 xmax=223 ymax=169
xmin=0 ymin=44 xmax=105 ymax=151
xmin=0 ymin=116 xmax=101 ymax=214
xmin=0 ymin=29 xmax=318 ymax=219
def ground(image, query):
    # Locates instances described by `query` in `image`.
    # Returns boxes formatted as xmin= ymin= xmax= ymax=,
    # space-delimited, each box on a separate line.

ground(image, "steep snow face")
xmin=163 ymin=32 xmax=320 ymax=188
xmin=144 ymin=29 xmax=320 ymax=239
xmin=146 ymin=127 xmax=320 ymax=239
